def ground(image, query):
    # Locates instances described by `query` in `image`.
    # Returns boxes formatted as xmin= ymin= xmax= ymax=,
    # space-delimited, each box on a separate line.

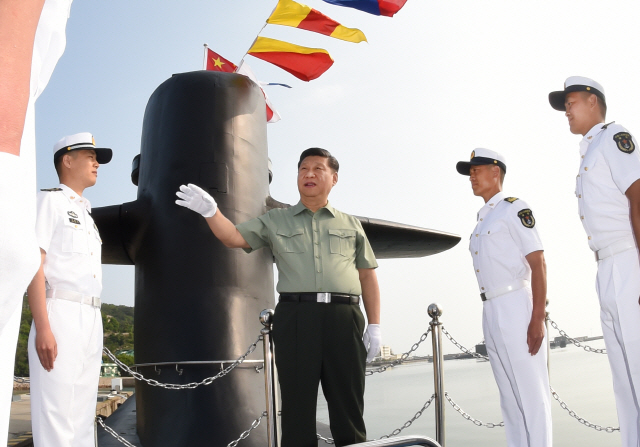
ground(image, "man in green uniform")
xmin=175 ymin=147 xmax=381 ymax=447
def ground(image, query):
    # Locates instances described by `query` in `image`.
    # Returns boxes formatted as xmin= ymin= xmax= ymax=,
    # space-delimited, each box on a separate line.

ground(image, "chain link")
xmin=96 ymin=416 xmax=137 ymax=447
xmin=102 ymin=334 xmax=263 ymax=390
xmin=550 ymin=387 xmax=619 ymax=432
xmin=365 ymin=327 xmax=432 ymax=375
xmin=547 ymin=319 xmax=607 ymax=354
xmin=317 ymin=432 xmax=335 ymax=444
xmin=444 ymin=392 xmax=504 ymax=428
xmin=97 ymin=411 xmax=267 ymax=447
xmin=13 ymin=376 xmax=30 ymax=384
xmin=317 ymin=394 xmax=436 ymax=444
xmin=441 ymin=326 xmax=490 ymax=361
xmin=226 ymin=412 xmax=267 ymax=447
xmin=378 ymin=393 xmax=437 ymax=438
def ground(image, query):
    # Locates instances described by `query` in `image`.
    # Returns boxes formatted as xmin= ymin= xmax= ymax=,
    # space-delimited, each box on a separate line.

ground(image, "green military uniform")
xmin=237 ymin=201 xmax=378 ymax=447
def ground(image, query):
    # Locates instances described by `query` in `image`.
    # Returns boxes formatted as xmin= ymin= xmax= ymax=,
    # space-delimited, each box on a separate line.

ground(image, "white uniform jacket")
xmin=35 ymin=184 xmax=102 ymax=297
xmin=577 ymin=122 xmax=640 ymax=251
xmin=469 ymin=192 xmax=543 ymax=295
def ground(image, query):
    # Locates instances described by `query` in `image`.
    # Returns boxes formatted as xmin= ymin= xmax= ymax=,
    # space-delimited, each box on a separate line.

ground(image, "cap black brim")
xmin=456 ymin=161 xmax=472 ymax=175
xmin=456 ymin=158 xmax=507 ymax=176
xmin=549 ymin=91 xmax=566 ymax=111
xmin=54 ymin=147 xmax=113 ymax=164
xmin=549 ymin=86 xmax=606 ymax=112
xmin=95 ymin=148 xmax=113 ymax=164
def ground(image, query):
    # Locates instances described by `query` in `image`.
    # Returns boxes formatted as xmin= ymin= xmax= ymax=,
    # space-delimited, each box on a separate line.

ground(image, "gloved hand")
xmin=175 ymin=183 xmax=218 ymax=218
xmin=363 ymin=324 xmax=381 ymax=363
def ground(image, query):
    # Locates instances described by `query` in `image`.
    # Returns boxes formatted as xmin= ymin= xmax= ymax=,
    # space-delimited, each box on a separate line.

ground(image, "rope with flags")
xmin=203 ymin=0 xmax=408 ymax=122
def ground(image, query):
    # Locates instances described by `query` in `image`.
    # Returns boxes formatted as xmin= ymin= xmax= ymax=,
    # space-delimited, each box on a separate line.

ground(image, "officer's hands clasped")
xmin=363 ymin=324 xmax=381 ymax=363
xmin=176 ymin=183 xmax=218 ymax=218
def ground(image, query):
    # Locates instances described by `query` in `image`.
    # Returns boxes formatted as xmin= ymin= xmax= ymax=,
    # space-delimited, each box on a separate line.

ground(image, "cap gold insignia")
xmin=470 ymin=150 xmax=475 ymax=159
xmin=586 ymin=87 xmax=591 ymax=91
xmin=493 ymin=160 xmax=497 ymax=164
xmin=92 ymin=136 xmax=96 ymax=146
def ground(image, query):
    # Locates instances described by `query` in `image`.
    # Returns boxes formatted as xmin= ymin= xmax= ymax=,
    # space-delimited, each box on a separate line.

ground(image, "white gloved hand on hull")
xmin=175 ymin=183 xmax=218 ymax=218
xmin=363 ymin=324 xmax=381 ymax=363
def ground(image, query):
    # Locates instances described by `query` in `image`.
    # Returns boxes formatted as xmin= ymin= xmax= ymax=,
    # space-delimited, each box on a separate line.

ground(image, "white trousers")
xmin=0 ymin=0 xmax=72 ymax=440
xmin=483 ymin=288 xmax=552 ymax=447
xmin=596 ymin=248 xmax=640 ymax=447
xmin=29 ymin=298 xmax=102 ymax=447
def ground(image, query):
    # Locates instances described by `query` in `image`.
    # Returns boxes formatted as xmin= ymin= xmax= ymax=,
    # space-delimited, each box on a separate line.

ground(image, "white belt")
xmin=595 ymin=239 xmax=636 ymax=262
xmin=481 ymin=279 xmax=528 ymax=301
xmin=46 ymin=289 xmax=101 ymax=308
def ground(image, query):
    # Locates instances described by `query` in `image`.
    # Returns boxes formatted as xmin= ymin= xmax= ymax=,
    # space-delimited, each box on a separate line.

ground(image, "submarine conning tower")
xmin=133 ymin=71 xmax=273 ymax=446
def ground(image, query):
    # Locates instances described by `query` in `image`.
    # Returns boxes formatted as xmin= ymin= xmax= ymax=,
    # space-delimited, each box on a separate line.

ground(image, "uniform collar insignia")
xmin=59 ymin=184 xmax=92 ymax=212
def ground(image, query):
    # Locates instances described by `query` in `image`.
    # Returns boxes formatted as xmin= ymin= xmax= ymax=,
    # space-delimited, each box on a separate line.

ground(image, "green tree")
xmin=13 ymin=295 xmax=32 ymax=377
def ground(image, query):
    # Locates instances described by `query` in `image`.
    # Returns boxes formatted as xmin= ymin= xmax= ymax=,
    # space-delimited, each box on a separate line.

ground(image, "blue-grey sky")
xmin=33 ymin=0 xmax=640 ymax=355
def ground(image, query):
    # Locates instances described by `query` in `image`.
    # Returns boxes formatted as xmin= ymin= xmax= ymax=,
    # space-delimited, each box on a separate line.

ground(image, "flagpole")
xmin=237 ymin=0 xmax=279 ymax=72
xmin=236 ymin=22 xmax=268 ymax=72
xmin=203 ymin=43 xmax=209 ymax=70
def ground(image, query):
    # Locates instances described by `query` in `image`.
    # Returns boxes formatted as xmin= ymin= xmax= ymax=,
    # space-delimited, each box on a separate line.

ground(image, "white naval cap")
xmin=548 ymin=76 xmax=606 ymax=111
xmin=456 ymin=148 xmax=507 ymax=176
xmin=53 ymin=132 xmax=113 ymax=165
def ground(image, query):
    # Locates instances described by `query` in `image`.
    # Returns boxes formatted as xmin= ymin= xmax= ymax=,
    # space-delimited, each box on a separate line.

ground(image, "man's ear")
xmin=62 ymin=153 xmax=72 ymax=169
xmin=332 ymin=171 xmax=338 ymax=186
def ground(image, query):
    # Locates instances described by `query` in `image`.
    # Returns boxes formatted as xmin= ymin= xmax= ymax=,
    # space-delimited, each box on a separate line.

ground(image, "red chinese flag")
xmin=205 ymin=48 xmax=237 ymax=72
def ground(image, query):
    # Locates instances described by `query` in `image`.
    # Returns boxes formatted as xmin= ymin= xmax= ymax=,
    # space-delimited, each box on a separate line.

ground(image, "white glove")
xmin=175 ymin=183 xmax=218 ymax=218
xmin=363 ymin=324 xmax=381 ymax=363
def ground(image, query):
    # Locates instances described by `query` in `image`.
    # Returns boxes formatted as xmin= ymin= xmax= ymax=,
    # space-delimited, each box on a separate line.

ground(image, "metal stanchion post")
xmin=428 ymin=303 xmax=445 ymax=447
xmin=260 ymin=309 xmax=278 ymax=447
xmin=545 ymin=299 xmax=550 ymax=375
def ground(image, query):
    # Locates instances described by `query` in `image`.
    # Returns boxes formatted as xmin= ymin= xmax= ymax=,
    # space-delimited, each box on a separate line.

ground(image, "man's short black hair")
xmin=298 ymin=148 xmax=339 ymax=172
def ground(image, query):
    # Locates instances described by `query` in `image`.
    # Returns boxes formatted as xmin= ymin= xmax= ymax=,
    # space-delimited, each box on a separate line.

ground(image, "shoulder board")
xmin=40 ymin=188 xmax=62 ymax=192
xmin=602 ymin=121 xmax=615 ymax=130
xmin=504 ymin=197 xmax=519 ymax=203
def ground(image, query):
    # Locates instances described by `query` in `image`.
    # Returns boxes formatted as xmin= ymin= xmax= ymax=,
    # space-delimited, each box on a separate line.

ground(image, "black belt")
xmin=279 ymin=293 xmax=360 ymax=305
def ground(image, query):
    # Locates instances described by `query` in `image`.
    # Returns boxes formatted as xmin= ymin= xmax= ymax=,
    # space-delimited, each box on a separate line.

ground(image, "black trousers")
xmin=272 ymin=301 xmax=367 ymax=447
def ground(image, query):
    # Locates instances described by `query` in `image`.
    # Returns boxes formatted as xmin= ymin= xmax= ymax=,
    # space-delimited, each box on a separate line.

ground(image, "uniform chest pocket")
xmin=329 ymin=229 xmax=357 ymax=257
xmin=62 ymin=219 xmax=89 ymax=254
xmin=479 ymin=223 xmax=510 ymax=254
xmin=275 ymin=228 xmax=305 ymax=254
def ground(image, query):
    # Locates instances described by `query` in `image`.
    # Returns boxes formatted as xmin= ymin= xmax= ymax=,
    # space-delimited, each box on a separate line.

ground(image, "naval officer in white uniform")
xmin=549 ymin=76 xmax=640 ymax=447
xmin=457 ymin=148 xmax=552 ymax=447
xmin=27 ymin=133 xmax=112 ymax=447
xmin=0 ymin=1 xmax=74 ymax=438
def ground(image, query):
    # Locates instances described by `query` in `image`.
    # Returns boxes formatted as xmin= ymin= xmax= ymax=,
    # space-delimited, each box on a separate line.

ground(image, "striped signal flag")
xmin=321 ymin=0 xmax=408 ymax=17
xmin=267 ymin=0 xmax=366 ymax=43
xmin=247 ymin=37 xmax=334 ymax=82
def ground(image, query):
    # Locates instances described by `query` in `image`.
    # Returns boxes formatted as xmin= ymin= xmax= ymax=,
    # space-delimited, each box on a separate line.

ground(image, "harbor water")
xmin=317 ymin=339 xmax=620 ymax=446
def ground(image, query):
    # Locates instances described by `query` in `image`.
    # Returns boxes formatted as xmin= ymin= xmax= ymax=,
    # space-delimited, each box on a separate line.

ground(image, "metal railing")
xmin=344 ymin=435 xmax=442 ymax=447
xmin=428 ymin=304 xmax=445 ymax=447
xmin=96 ymin=303 xmax=618 ymax=447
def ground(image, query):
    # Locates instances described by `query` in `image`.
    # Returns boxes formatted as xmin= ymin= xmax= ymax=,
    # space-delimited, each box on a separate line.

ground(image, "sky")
xmin=32 ymin=0 xmax=640 ymax=356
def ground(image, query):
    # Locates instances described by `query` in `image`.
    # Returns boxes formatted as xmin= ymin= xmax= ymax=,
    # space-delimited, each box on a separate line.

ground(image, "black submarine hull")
xmin=92 ymin=70 xmax=461 ymax=446
xmin=133 ymin=71 xmax=272 ymax=446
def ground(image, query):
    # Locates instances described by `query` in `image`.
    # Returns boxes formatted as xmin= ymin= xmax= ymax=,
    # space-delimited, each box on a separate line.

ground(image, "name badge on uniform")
xmin=69 ymin=218 xmax=81 ymax=225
